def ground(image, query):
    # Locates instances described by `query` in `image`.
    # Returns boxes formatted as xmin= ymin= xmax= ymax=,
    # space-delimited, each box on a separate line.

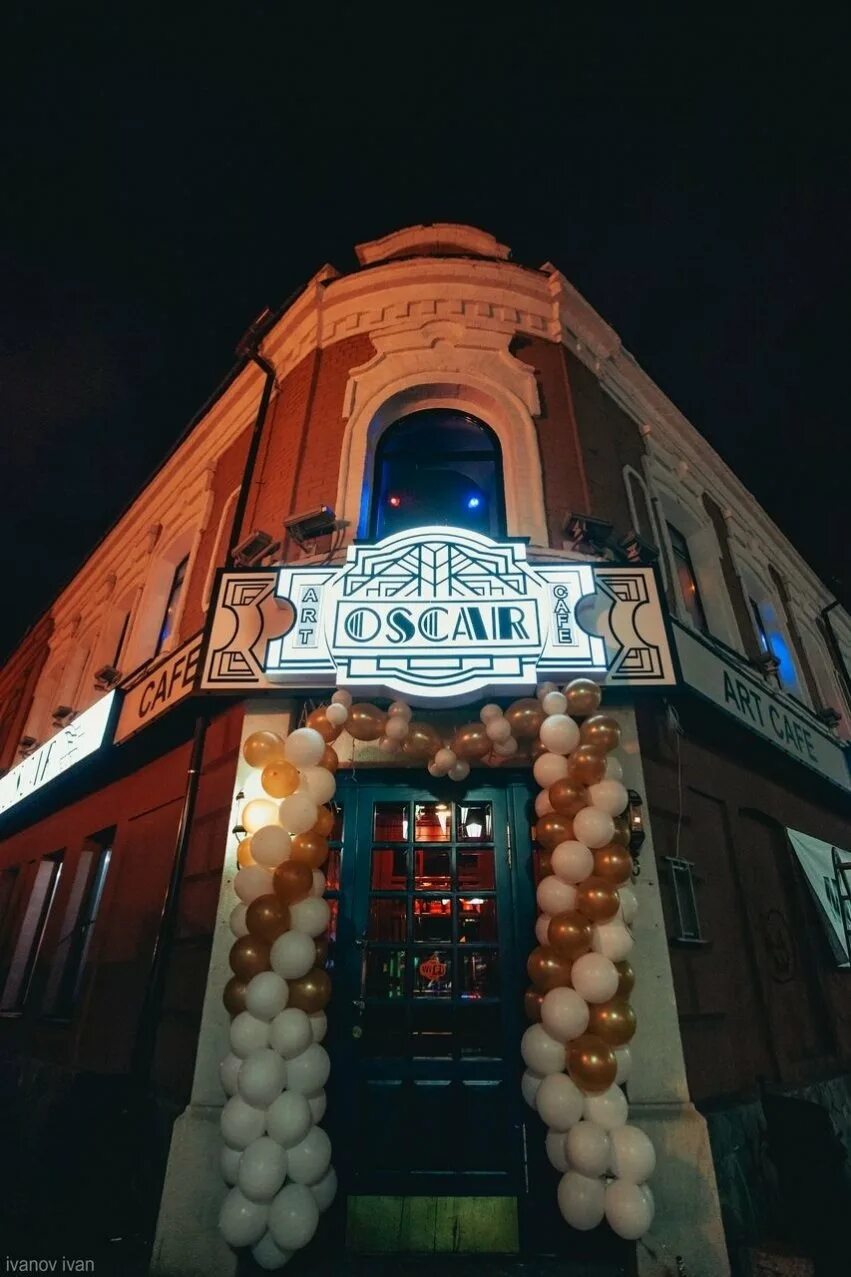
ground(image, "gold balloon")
xmin=579 ymin=714 xmax=621 ymax=753
xmin=611 ymin=815 xmax=631 ymax=848
xmin=527 ymin=945 xmax=573 ymax=992
xmin=229 ymin=935 xmax=271 ymax=981
xmin=564 ymin=678 xmax=602 ymax=718
xmin=311 ymin=805 xmax=336 ymax=837
xmin=290 ymin=831 xmax=329 ymax=870
xmin=575 ymin=876 xmax=621 ymax=923
xmin=587 ymin=998 xmax=636 ymax=1047
xmin=246 ymin=894 xmax=291 ymax=944
xmin=505 ymin=698 xmax=544 ymax=740
xmin=347 ymin=702 xmax=387 ymax=741
xmin=223 ymin=976 xmax=248 ymax=1017
xmin=549 ymin=779 xmax=588 ymax=818
xmin=536 ymin=848 xmax=554 ymax=880
xmin=566 ymin=745 xmax=607 ymax=786
xmin=567 ymin=1033 xmax=617 ymax=1094
xmin=593 ymin=844 xmax=633 ymax=886
xmin=535 ymin=812 xmax=574 ymax=850
xmin=548 ymin=909 xmax=593 ymax=960
xmin=273 ymin=860 xmax=313 ymax=904
xmin=524 ymin=986 xmax=544 ymax=1022
xmin=241 ymin=798 xmax=280 ymax=833
xmin=287 ymin=967 xmax=332 ymax=1014
xmin=530 ymin=739 xmax=547 ymax=762
xmin=453 ymin=722 xmax=491 ymax=760
xmin=314 ymin=935 xmax=329 ymax=967
xmin=236 ymin=837 xmax=256 ymax=868
xmin=261 ymin=760 xmax=300 ymax=799
xmin=615 ymin=960 xmax=635 ymax=999
xmin=403 ymin=720 xmax=443 ymax=760
xmin=243 ymin=730 xmax=286 ymax=769
xmin=321 ymin=745 xmax=339 ymax=774
xmin=307 ymin=706 xmax=343 ymax=743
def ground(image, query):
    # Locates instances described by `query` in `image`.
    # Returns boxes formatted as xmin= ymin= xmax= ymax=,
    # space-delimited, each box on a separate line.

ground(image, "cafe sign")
xmin=201 ymin=526 xmax=675 ymax=705
xmin=115 ymin=631 xmax=204 ymax=744
xmin=0 ymin=690 xmax=117 ymax=817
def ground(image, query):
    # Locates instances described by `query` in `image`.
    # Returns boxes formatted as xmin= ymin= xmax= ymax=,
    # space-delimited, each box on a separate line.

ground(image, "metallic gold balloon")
xmin=536 ymin=848 xmax=554 ymax=880
xmin=549 ymin=779 xmax=588 ymax=818
xmin=261 ymin=760 xmax=300 ymax=799
xmin=566 ymin=745 xmax=607 ymax=786
xmin=587 ymin=998 xmax=636 ymax=1047
xmin=314 ymin=935 xmax=329 ymax=967
xmin=567 ymin=1033 xmax=617 ymax=1094
xmin=524 ymin=986 xmax=544 ymax=1022
xmin=527 ymin=945 xmax=573 ymax=992
xmin=564 ymin=678 xmax=602 ymax=718
xmin=311 ymin=806 xmax=336 ymax=837
xmin=321 ymin=745 xmax=339 ymax=774
xmin=287 ymin=967 xmax=332 ymax=1014
xmin=246 ymin=894 xmax=291 ymax=944
xmin=229 ymin=935 xmax=271 ymax=981
xmin=272 ymin=860 xmax=313 ymax=904
xmin=346 ymin=702 xmax=387 ymax=741
xmin=575 ymin=876 xmax=621 ymax=923
xmin=290 ymin=831 xmax=330 ymax=870
xmin=593 ymin=844 xmax=633 ymax=886
xmin=535 ymin=812 xmax=574 ymax=850
xmin=548 ymin=909 xmax=593 ymax=960
xmin=530 ymin=739 xmax=547 ymax=761
xmin=243 ymin=730 xmax=286 ymax=769
xmin=505 ymin=698 xmax=544 ymax=741
xmin=223 ymin=976 xmax=248 ymax=1017
xmin=611 ymin=815 xmax=631 ymax=848
xmin=615 ymin=960 xmax=635 ymax=999
xmin=403 ymin=720 xmax=443 ymax=760
xmin=236 ymin=837 xmax=256 ymax=868
xmin=307 ymin=706 xmax=343 ymax=743
xmin=452 ymin=722 xmax=491 ymax=760
xmin=579 ymin=714 xmax=621 ymax=754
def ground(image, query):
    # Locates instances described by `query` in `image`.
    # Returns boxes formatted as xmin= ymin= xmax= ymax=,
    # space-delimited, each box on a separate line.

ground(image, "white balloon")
xmin=283 ymin=728 xmax=325 ymax=769
xmin=241 ymin=798 xmax=279 ymax=833
xmin=229 ymin=903 xmax=249 ymax=937
xmin=238 ymin=1048 xmax=288 ymax=1108
xmin=448 ymin=760 xmax=470 ymax=781
xmin=287 ymin=1125 xmax=332 ymax=1186
xmin=299 ymin=766 xmax=336 ymax=806
xmin=221 ymin=1095 xmax=267 ymax=1149
xmin=220 ymin=1052 xmax=242 ymax=1097
xmin=619 ymin=886 xmax=638 ymax=925
xmin=545 ymin=1129 xmax=570 ymax=1172
xmin=521 ymin=1024 xmax=566 ymax=1075
xmin=230 ymin=1012 xmax=271 ymax=1059
xmin=485 ymin=716 xmax=512 ymax=743
xmin=252 ymin=825 xmax=293 ymax=868
xmin=307 ymin=1090 xmax=327 ymax=1123
xmin=325 ymin=702 xmax=348 ymax=727
xmin=331 ymin=688 xmax=352 ymax=707
xmin=537 ymin=681 xmax=559 ymax=701
xmin=221 ymin=1144 xmax=242 ymax=1185
xmin=534 ymin=789 xmax=554 ymax=818
xmin=480 ymin=703 xmax=503 ymax=723
xmin=551 ymin=840 xmax=594 ymax=884
xmin=290 ymin=895 xmax=330 ymax=938
xmin=269 ymin=1008 xmax=313 ymax=1059
xmin=492 ymin=736 xmax=518 ymax=757
xmin=219 ymin=1186 xmax=268 ymax=1248
xmin=533 ymin=752 xmax=570 ymax=788
xmin=521 ymin=1069 xmax=544 ymax=1108
xmin=279 ymin=793 xmax=318 ymax=836
xmin=433 ymin=747 xmax=456 ymax=772
xmin=535 ymin=913 xmax=553 ymax=946
xmin=251 ymin=1231 xmax=293 ymax=1270
xmin=573 ymin=807 xmax=615 ymax=849
xmin=266 ymin=1091 xmax=313 ymax=1148
xmin=604 ymin=755 xmax=624 ymax=782
xmin=385 ymin=715 xmax=410 ymax=742
xmin=311 ymin=1165 xmax=337 ymax=1213
xmin=605 ymin=1179 xmax=654 ymax=1240
xmin=587 ymin=779 xmax=629 ymax=818
xmin=535 ymin=1072 xmax=584 ymax=1131
xmin=570 ymin=953 xmax=619 ymax=1004
xmin=388 ymin=700 xmax=412 ymax=720
xmin=309 ymin=1012 xmax=327 ymax=1043
xmin=609 ymin=1125 xmax=656 ymax=1184
xmin=638 ymin=1183 xmax=655 ymax=1213
xmin=536 ymin=875 xmax=577 ymax=916
xmin=542 ymin=690 xmax=568 ymax=717
xmin=583 ymin=1084 xmax=628 ymax=1131
xmin=271 ymin=930 xmax=316 ymax=981
xmin=566 ymin=1121 xmax=611 ymax=1177
xmin=591 ymin=921 xmax=634 ymax=962
xmin=539 ymin=714 xmax=580 ymax=756
xmin=541 ymin=987 xmax=590 ymax=1043
xmin=287 ymin=1043 xmax=331 ymax=1095
xmin=427 ymin=762 xmax=443 ymax=778
xmin=311 ymin=869 xmax=326 ymax=897
xmin=557 ymin=1170 xmax=606 ymax=1231
xmin=614 ymin=1045 xmax=632 ymax=1085
xmin=234 ymin=865 xmax=274 ymax=905
xmin=246 ymin=972 xmax=290 ymax=1021
xmin=268 ymin=1182 xmax=319 ymax=1251
xmin=239 ymin=1136 xmax=289 ymax=1203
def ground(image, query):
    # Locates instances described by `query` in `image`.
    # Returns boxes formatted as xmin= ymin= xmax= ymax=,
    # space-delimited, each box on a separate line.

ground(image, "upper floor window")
xmin=667 ymin=522 xmax=709 ymax=634
xmin=155 ymin=556 xmax=189 ymax=657
xmin=371 ymin=410 xmax=505 ymax=541
xmin=748 ymin=593 xmax=801 ymax=695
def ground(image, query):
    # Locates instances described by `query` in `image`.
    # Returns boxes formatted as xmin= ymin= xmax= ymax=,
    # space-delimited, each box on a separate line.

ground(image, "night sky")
xmin=1 ymin=8 xmax=847 ymax=659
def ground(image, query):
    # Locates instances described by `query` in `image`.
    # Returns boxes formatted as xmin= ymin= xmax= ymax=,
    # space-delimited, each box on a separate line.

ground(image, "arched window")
xmin=370 ymin=409 xmax=505 ymax=540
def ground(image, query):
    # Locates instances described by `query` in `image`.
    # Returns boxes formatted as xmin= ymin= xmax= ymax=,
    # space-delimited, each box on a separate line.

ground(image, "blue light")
xmin=467 ymin=496 xmax=481 ymax=510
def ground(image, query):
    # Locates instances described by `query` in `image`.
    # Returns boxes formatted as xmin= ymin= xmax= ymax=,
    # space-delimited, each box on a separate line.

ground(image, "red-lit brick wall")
xmin=0 ymin=615 xmax=53 ymax=773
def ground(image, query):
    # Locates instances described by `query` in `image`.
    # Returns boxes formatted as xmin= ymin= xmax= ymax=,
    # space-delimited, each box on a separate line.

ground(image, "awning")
xmin=787 ymin=826 xmax=851 ymax=967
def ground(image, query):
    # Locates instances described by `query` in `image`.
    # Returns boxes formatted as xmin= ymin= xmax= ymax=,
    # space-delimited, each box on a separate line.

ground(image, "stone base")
xmin=150 ymin=1104 xmax=236 ymax=1277
xmin=633 ymin=1101 xmax=730 ymax=1277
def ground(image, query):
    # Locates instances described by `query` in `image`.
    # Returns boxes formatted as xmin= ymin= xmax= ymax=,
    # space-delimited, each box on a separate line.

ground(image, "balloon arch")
xmin=217 ymin=681 xmax=655 ymax=1267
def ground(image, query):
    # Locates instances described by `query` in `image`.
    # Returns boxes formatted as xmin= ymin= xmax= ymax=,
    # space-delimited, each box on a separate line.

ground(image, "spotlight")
xmin=389 ymin=495 xmax=402 ymax=508
xmin=466 ymin=496 xmax=481 ymax=510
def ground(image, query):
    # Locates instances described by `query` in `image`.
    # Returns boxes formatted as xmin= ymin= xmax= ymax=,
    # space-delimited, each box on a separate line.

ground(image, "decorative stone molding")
xmin=355 ymin=223 xmax=511 ymax=266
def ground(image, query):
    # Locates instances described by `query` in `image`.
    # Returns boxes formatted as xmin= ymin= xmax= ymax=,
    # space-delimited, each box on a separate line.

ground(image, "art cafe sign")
xmin=201 ymin=525 xmax=676 ymax=704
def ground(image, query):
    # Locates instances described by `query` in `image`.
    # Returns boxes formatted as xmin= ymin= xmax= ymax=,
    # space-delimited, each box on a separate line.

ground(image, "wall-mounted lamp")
xmin=563 ymin=512 xmax=614 ymax=556
xmin=754 ymin=651 xmax=781 ymax=679
xmin=283 ymin=506 xmax=341 ymax=548
xmin=617 ymin=530 xmax=659 ymax=565
xmin=627 ymin=789 xmax=645 ymax=856
xmin=816 ymin=706 xmax=842 ymax=731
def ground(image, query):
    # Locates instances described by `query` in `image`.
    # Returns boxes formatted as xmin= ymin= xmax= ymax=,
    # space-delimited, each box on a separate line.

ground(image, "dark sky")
xmin=0 ymin=6 xmax=848 ymax=658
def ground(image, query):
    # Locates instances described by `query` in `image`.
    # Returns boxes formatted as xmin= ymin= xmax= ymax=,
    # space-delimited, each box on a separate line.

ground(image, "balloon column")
xmin=521 ymin=680 xmax=655 ymax=1241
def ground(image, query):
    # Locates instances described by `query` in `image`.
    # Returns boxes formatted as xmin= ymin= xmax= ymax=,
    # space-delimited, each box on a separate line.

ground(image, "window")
xmin=371 ymin=410 xmax=504 ymax=540
xmin=0 ymin=853 xmax=64 ymax=1013
xmin=747 ymin=592 xmax=801 ymax=695
xmin=155 ymin=556 xmax=189 ymax=656
xmin=668 ymin=522 xmax=709 ymax=633
xmin=664 ymin=857 xmax=703 ymax=942
xmin=112 ymin=611 xmax=130 ymax=670
xmin=750 ymin=596 xmax=773 ymax=656
xmin=41 ymin=837 xmax=112 ymax=1018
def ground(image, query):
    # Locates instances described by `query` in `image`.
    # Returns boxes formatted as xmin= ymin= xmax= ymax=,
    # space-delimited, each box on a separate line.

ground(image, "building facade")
xmin=0 ymin=224 xmax=849 ymax=1276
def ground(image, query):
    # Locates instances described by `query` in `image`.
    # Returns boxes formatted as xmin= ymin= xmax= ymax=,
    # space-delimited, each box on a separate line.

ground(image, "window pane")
xmin=325 ymin=847 xmax=341 ymax=891
xmin=458 ymin=896 xmax=498 ymax=942
xmin=329 ymin=804 xmax=344 ymax=842
xmin=366 ymin=948 xmax=406 ymax=998
xmin=411 ymin=1004 xmax=454 ymax=1058
xmin=457 ymin=804 xmax=492 ymax=842
xmin=413 ymin=897 xmax=452 ymax=943
xmin=668 ymin=523 xmax=708 ymax=634
xmin=156 ymin=556 xmax=189 ymax=655
xmin=456 ymin=850 xmax=495 ymax=890
xmin=459 ymin=1005 xmax=502 ymax=1058
xmin=1 ymin=856 xmax=63 ymax=1012
xmin=671 ymin=862 xmax=701 ymax=940
xmin=363 ymin=1003 xmax=407 ymax=1056
xmin=414 ymin=803 xmax=451 ymax=842
xmin=368 ymin=897 xmax=407 ymax=942
xmin=413 ymin=949 xmax=452 ymax=997
xmin=41 ymin=850 xmax=94 ymax=1015
xmin=373 ymin=803 xmax=409 ymax=842
xmin=413 ymin=848 xmax=451 ymax=891
xmin=371 ymin=848 xmax=407 ymax=890
xmin=459 ymin=949 xmax=500 ymax=999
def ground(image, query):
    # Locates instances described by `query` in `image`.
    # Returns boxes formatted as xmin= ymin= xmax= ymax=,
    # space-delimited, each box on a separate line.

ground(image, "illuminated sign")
xmin=786 ymin=827 xmax=851 ymax=966
xmin=419 ymin=953 xmax=448 ymax=983
xmin=202 ymin=526 xmax=675 ymax=705
xmin=0 ymin=691 xmax=117 ymax=817
xmin=115 ymin=632 xmax=203 ymax=744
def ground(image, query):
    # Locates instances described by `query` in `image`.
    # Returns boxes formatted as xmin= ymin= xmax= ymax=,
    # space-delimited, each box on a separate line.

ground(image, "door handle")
xmin=352 ymin=930 xmax=368 ymax=1037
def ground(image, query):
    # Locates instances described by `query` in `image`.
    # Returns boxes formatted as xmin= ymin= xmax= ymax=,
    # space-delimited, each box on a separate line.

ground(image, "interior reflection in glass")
xmin=413 ymin=848 xmax=451 ymax=891
xmin=371 ymin=847 xmax=407 ymax=890
xmin=456 ymin=850 xmax=495 ymax=891
xmin=457 ymin=804 xmax=492 ymax=842
xmin=459 ymin=949 xmax=499 ymax=998
xmin=374 ymin=803 xmax=409 ymax=842
xmin=368 ymin=896 xmax=407 ymax=942
xmin=413 ymin=949 xmax=452 ymax=997
xmin=413 ymin=897 xmax=452 ymax=943
xmin=458 ymin=896 xmax=497 ymax=942
xmin=366 ymin=948 xmax=406 ymax=998
xmin=415 ymin=803 xmax=452 ymax=842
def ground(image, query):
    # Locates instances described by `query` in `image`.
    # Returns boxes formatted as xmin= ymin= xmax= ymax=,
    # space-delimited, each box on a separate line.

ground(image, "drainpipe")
xmin=819 ymin=599 xmax=851 ymax=713
xmin=226 ymin=313 xmax=278 ymax=564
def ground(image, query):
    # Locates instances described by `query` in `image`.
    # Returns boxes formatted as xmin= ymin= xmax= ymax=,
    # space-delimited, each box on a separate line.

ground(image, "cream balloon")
xmin=289 ymin=896 xmax=331 ymax=938
xmin=537 ymin=875 xmax=577 ymax=916
xmin=299 ymin=766 xmax=336 ymax=806
xmin=551 ymin=840 xmax=595 ymax=885
xmin=331 ymin=689 xmax=352 ymax=707
xmin=387 ymin=699 xmax=411 ymax=720
xmin=492 ymin=737 xmax=518 ymax=757
xmin=533 ymin=752 xmax=570 ymax=788
xmin=521 ymin=1024 xmax=567 ymax=1076
xmin=279 ymin=793 xmax=319 ymax=836
xmin=287 ymin=1043 xmax=331 ymax=1095
xmin=220 ymin=1053 xmax=242 ymax=1098
xmin=480 ymin=703 xmax=503 ymax=723
xmin=535 ymin=790 xmax=555 ymax=818
xmin=238 ymin=1136 xmax=289 ymax=1203
xmin=448 ymin=760 xmax=470 ymax=781
xmin=557 ymin=1170 xmax=606 ymax=1231
xmin=485 ymin=716 xmax=512 ymax=743
xmin=385 ymin=715 xmax=410 ymax=742
xmin=307 ymin=1090 xmax=327 ymax=1123
xmin=566 ymin=1120 xmax=611 ymax=1178
xmin=234 ymin=866 xmax=275 ymax=905
xmin=605 ymin=1179 xmax=654 ymax=1240
xmin=221 ymin=1144 xmax=242 ymax=1186
xmin=546 ymin=1129 xmax=570 ymax=1172
xmin=614 ymin=1045 xmax=632 ymax=1085
xmin=521 ymin=1068 xmax=544 ymax=1109
xmin=230 ymin=903 xmax=249 ymax=938
xmin=287 ymin=1125 xmax=332 ymax=1186
xmin=609 ymin=1124 xmax=656 ymax=1183
xmin=587 ymin=779 xmax=629 ymax=817
xmin=271 ymin=930 xmax=316 ymax=981
xmin=542 ymin=690 xmax=568 ymax=716
xmin=251 ymin=825 xmax=293 ymax=869
xmin=432 ymin=746 xmax=456 ymax=773
xmin=539 ymin=714 xmax=580 ymax=756
xmin=266 ymin=1090 xmax=312 ymax=1149
xmin=219 ymin=1186 xmax=269 ymax=1248
xmin=269 ymin=1008 xmax=313 ymax=1060
xmin=283 ymin=728 xmax=325 ymax=769
xmin=583 ymin=1084 xmax=628 ymax=1131
xmin=535 ymin=913 xmax=553 ymax=946
xmin=268 ymin=1182 xmax=319 ymax=1251
xmin=325 ymin=702 xmax=348 ymax=727
xmin=618 ymin=886 xmax=638 ymax=925
xmin=604 ymin=755 xmax=624 ymax=782
xmin=537 ymin=681 xmax=559 ymax=701
xmin=238 ymin=1048 xmax=288 ymax=1108
xmin=251 ymin=1232 xmax=294 ymax=1271
xmin=379 ymin=736 xmax=401 ymax=756
xmin=241 ymin=799 xmax=280 ymax=834
xmin=541 ymin=986 xmax=590 ymax=1043
xmin=573 ymin=807 xmax=616 ymax=850
xmin=221 ymin=1095 xmax=267 ymax=1150
xmin=230 ymin=1012 xmax=271 ymax=1059
xmin=535 ymin=1072 xmax=584 ymax=1132
xmin=245 ymin=972 xmax=290 ymax=1021
xmin=311 ymin=870 xmax=326 ymax=897
xmin=309 ymin=1012 xmax=327 ymax=1043
xmin=591 ymin=921 xmax=634 ymax=962
xmin=570 ymin=952 xmax=619 ymax=1004
xmin=311 ymin=1166 xmax=337 ymax=1213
